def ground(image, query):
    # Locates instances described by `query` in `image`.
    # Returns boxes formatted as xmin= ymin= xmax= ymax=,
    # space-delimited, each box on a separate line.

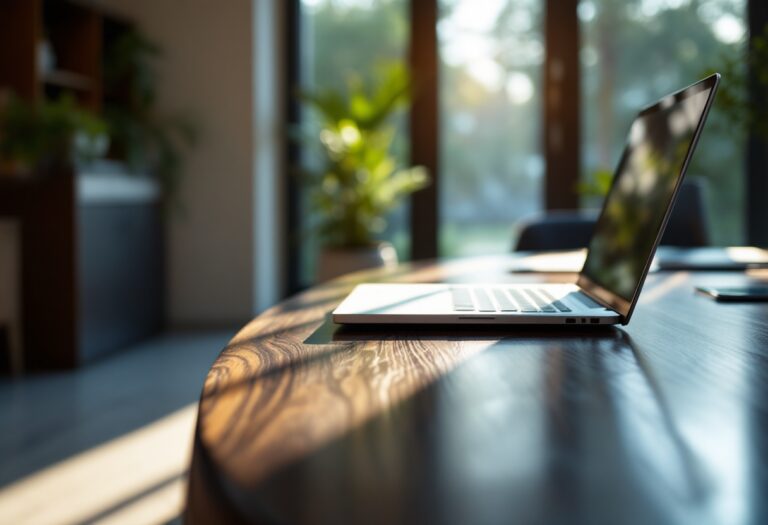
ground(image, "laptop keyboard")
xmin=450 ymin=287 xmax=573 ymax=313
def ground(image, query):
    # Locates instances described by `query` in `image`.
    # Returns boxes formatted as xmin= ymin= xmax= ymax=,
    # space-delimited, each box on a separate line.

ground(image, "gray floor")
xmin=0 ymin=330 xmax=235 ymax=524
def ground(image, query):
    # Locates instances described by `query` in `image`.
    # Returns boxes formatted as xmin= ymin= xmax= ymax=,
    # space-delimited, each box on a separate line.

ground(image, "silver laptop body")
xmin=333 ymin=74 xmax=720 ymax=327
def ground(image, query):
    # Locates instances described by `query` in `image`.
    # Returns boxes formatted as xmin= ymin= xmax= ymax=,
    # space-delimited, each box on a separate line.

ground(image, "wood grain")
xmin=188 ymin=259 xmax=768 ymax=524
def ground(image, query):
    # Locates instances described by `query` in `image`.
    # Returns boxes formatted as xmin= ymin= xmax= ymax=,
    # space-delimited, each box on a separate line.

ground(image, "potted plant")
xmin=299 ymin=63 xmax=429 ymax=281
xmin=0 ymin=92 xmax=108 ymax=176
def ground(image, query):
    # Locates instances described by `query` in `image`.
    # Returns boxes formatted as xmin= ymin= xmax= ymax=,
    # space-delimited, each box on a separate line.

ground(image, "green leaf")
xmin=295 ymin=61 xmax=430 ymax=247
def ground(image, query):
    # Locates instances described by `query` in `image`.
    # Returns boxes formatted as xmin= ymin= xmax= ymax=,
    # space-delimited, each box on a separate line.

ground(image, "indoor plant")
xmin=299 ymin=62 xmax=429 ymax=281
xmin=0 ymin=92 xmax=107 ymax=175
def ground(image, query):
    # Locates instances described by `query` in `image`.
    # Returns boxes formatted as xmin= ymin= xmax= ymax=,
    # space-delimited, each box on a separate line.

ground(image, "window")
xmin=580 ymin=0 xmax=747 ymax=244
xmin=438 ymin=0 xmax=545 ymax=257
xmin=291 ymin=0 xmax=757 ymax=291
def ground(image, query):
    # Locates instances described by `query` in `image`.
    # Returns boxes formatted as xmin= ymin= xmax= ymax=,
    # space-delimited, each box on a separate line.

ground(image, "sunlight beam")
xmin=0 ymin=404 xmax=197 ymax=525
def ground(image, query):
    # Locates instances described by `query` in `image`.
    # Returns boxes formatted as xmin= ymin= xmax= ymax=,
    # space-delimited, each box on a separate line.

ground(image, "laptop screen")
xmin=581 ymin=79 xmax=716 ymax=303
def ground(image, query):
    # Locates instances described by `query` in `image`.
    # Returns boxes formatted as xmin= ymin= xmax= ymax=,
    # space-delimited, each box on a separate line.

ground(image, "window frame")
xmin=409 ymin=0 xmax=440 ymax=260
xmin=747 ymin=0 xmax=768 ymax=246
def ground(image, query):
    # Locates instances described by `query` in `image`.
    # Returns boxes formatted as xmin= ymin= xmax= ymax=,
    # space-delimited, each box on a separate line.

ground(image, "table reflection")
xmin=422 ymin=329 xmax=754 ymax=525
xmin=245 ymin=316 xmax=760 ymax=525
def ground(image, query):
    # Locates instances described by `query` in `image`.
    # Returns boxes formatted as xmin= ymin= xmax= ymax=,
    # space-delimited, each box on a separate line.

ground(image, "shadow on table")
xmin=304 ymin=313 xmax=619 ymax=344
xmin=234 ymin=322 xmax=717 ymax=525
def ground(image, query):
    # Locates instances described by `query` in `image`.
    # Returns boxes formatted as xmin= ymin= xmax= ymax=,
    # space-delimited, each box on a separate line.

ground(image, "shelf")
xmin=43 ymin=69 xmax=94 ymax=91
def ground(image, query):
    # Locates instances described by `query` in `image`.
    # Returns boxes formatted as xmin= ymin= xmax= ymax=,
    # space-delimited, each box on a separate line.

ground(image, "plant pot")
xmin=316 ymin=242 xmax=398 ymax=282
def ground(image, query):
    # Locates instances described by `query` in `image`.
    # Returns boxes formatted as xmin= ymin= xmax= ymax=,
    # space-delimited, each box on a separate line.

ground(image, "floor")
xmin=0 ymin=330 xmax=235 ymax=525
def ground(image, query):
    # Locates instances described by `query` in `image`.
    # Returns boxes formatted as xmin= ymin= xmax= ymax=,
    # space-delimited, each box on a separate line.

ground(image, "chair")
xmin=513 ymin=178 xmax=710 ymax=251
xmin=660 ymin=178 xmax=709 ymax=247
xmin=514 ymin=209 xmax=598 ymax=251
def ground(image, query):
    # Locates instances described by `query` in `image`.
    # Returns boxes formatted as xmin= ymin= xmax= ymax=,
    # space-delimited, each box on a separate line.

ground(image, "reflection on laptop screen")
xmin=582 ymin=86 xmax=713 ymax=301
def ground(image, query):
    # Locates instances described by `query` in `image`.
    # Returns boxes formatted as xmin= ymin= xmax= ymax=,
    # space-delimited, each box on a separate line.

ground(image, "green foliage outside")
xmin=439 ymin=0 xmax=544 ymax=256
xmin=580 ymin=0 xmax=746 ymax=243
xmin=708 ymin=25 xmax=768 ymax=140
xmin=299 ymin=62 xmax=429 ymax=247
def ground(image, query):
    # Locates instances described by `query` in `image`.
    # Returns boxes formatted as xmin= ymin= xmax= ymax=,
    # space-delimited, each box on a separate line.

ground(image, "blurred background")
xmin=0 ymin=0 xmax=763 ymax=523
xmin=296 ymin=0 xmax=754 ymax=285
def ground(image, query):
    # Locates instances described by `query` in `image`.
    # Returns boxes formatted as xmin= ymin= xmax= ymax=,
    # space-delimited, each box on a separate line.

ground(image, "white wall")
xmin=94 ymin=0 xmax=262 ymax=326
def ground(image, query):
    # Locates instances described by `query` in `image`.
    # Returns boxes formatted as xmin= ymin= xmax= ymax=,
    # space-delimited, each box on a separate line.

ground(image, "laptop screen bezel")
xmin=576 ymin=73 xmax=721 ymax=324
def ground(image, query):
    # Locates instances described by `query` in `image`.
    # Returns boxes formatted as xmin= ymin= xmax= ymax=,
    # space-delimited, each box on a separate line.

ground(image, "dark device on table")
xmin=334 ymin=74 xmax=721 ymax=326
xmin=696 ymin=286 xmax=768 ymax=302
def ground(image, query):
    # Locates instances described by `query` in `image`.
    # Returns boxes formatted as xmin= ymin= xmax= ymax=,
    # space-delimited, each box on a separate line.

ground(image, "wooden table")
xmin=186 ymin=257 xmax=768 ymax=525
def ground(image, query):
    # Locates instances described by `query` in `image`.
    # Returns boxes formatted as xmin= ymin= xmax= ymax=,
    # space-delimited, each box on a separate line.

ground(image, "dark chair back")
xmin=514 ymin=210 xmax=598 ymax=251
xmin=661 ymin=178 xmax=709 ymax=247
xmin=513 ymin=179 xmax=709 ymax=251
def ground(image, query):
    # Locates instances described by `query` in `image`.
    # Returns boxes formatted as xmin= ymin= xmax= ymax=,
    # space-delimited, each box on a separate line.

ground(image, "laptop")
xmin=333 ymin=74 xmax=721 ymax=327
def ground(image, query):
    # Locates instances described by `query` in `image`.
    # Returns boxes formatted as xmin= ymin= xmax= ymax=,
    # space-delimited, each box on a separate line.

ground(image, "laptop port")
xmin=566 ymin=318 xmax=576 ymax=324
xmin=590 ymin=318 xmax=600 ymax=324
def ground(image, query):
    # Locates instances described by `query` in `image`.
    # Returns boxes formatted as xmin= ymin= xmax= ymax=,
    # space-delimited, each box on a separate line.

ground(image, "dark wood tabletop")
xmin=185 ymin=256 xmax=768 ymax=525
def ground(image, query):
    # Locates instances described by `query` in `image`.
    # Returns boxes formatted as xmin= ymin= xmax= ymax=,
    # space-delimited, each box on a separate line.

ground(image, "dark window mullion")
xmin=409 ymin=0 xmax=439 ymax=260
xmin=747 ymin=0 xmax=768 ymax=246
xmin=544 ymin=0 xmax=581 ymax=210
xmin=285 ymin=0 xmax=303 ymax=294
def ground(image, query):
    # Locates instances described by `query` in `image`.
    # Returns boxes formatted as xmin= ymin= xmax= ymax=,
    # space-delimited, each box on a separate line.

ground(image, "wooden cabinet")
xmin=0 ymin=1 xmax=164 ymax=371
xmin=0 ymin=0 xmax=110 ymax=108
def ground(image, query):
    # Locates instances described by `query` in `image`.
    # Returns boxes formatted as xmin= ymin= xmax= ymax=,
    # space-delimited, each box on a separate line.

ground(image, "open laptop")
xmin=333 ymin=74 xmax=720 ymax=327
